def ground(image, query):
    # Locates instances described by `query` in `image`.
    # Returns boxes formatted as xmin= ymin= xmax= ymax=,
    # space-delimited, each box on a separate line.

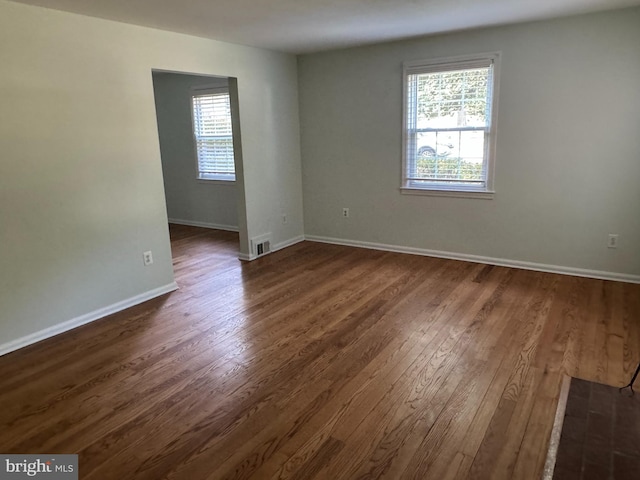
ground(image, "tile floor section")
xmin=553 ymin=377 xmax=640 ymax=480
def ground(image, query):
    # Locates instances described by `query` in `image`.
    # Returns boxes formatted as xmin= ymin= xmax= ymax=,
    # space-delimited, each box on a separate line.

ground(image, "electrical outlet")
xmin=143 ymin=251 xmax=154 ymax=266
xmin=342 ymin=208 xmax=349 ymax=218
xmin=607 ymin=234 xmax=619 ymax=249
xmin=282 ymin=214 xmax=288 ymax=225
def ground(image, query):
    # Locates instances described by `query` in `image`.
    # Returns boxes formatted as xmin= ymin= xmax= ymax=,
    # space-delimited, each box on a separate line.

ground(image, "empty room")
xmin=1 ymin=0 xmax=639 ymax=479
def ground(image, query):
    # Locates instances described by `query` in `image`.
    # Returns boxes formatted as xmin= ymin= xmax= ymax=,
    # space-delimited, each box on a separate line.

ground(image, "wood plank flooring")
xmin=1 ymin=224 xmax=638 ymax=479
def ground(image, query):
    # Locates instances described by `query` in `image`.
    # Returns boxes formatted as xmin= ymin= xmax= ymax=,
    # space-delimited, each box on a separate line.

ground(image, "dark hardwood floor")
xmin=1 ymin=224 xmax=638 ymax=479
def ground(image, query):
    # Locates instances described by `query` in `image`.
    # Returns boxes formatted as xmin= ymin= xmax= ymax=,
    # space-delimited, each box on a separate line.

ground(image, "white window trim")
xmin=196 ymin=174 xmax=236 ymax=183
xmin=190 ymin=85 xmax=236 ymax=183
xmin=401 ymin=52 xmax=501 ymax=199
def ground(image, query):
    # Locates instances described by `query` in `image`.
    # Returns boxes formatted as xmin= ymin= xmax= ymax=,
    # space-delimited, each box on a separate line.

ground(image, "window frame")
xmin=401 ymin=52 xmax=501 ymax=199
xmin=190 ymin=85 xmax=236 ymax=183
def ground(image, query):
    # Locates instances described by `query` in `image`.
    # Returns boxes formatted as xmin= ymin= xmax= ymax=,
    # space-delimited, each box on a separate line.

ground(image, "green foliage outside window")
xmin=415 ymin=156 xmax=483 ymax=181
xmin=417 ymin=69 xmax=489 ymax=124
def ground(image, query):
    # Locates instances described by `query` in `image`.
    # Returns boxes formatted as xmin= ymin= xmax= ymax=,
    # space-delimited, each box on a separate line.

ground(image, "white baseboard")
xmin=305 ymin=235 xmax=640 ymax=284
xmin=238 ymin=235 xmax=305 ymax=262
xmin=273 ymin=235 xmax=305 ymax=252
xmin=168 ymin=218 xmax=239 ymax=232
xmin=238 ymin=252 xmax=254 ymax=261
xmin=0 ymin=282 xmax=179 ymax=357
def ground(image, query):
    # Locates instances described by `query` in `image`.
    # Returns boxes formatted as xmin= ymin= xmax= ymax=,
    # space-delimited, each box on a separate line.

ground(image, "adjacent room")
xmin=1 ymin=0 xmax=639 ymax=478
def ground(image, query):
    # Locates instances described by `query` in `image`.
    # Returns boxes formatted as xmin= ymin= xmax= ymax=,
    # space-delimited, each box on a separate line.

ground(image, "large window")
xmin=402 ymin=53 xmax=500 ymax=197
xmin=191 ymin=88 xmax=236 ymax=181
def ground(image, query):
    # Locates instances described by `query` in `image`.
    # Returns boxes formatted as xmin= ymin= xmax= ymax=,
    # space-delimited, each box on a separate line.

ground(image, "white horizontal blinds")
xmin=192 ymin=91 xmax=235 ymax=179
xmin=405 ymin=58 xmax=494 ymax=189
xmin=406 ymin=70 xmax=419 ymax=178
xmin=405 ymin=57 xmax=492 ymax=75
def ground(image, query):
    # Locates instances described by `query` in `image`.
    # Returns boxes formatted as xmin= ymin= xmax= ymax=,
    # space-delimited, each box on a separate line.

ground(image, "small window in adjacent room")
xmin=191 ymin=88 xmax=236 ymax=182
xmin=402 ymin=53 xmax=500 ymax=198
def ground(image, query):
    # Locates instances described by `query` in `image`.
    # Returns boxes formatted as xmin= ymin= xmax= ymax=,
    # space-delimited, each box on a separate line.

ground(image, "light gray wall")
xmin=152 ymin=73 xmax=238 ymax=230
xmin=0 ymin=0 xmax=304 ymax=349
xmin=298 ymin=7 xmax=640 ymax=277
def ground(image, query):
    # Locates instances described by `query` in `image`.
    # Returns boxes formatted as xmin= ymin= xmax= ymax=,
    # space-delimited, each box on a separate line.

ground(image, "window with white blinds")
xmin=192 ymin=88 xmax=236 ymax=181
xmin=402 ymin=53 xmax=500 ymax=197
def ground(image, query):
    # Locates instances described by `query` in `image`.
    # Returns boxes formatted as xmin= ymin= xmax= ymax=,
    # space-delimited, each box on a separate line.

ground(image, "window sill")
xmin=196 ymin=178 xmax=236 ymax=186
xmin=400 ymin=187 xmax=494 ymax=199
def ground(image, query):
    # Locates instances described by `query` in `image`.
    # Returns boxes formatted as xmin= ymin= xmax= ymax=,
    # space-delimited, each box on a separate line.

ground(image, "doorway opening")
xmin=151 ymin=70 xmax=246 ymax=260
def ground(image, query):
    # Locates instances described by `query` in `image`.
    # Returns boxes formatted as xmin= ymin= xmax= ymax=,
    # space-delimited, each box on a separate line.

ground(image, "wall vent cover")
xmin=251 ymin=234 xmax=271 ymax=258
